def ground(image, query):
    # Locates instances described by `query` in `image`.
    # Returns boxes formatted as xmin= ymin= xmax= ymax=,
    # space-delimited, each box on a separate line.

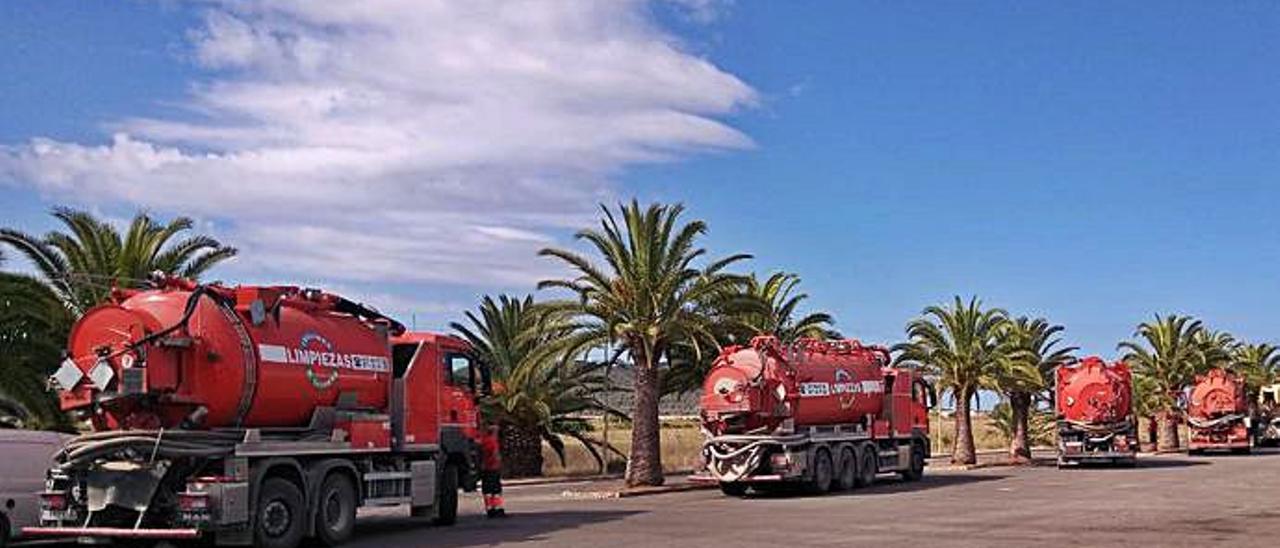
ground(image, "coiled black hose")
xmin=56 ymin=430 xmax=244 ymax=469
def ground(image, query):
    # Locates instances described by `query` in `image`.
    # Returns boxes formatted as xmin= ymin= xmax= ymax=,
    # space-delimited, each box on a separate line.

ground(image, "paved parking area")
xmin=348 ymin=449 xmax=1280 ymax=547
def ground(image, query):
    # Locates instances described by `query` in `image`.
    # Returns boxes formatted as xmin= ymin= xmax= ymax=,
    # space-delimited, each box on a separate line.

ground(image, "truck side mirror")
xmin=471 ymin=358 xmax=493 ymax=397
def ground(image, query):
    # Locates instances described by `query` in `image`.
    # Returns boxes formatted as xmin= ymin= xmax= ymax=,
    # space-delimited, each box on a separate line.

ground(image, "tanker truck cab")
xmin=28 ymin=279 xmax=494 ymax=548
xmin=390 ymin=332 xmax=490 ymax=487
xmin=701 ymin=337 xmax=932 ymax=497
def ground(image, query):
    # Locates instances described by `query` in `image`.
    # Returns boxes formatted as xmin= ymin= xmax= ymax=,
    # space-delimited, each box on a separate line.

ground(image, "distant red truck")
xmin=1187 ymin=368 xmax=1251 ymax=454
xmin=700 ymin=336 xmax=933 ymax=496
xmin=1055 ymin=357 xmax=1137 ymax=467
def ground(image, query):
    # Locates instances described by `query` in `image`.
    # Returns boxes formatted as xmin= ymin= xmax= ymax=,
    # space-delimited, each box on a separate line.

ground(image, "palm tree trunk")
xmin=953 ymin=389 xmax=977 ymax=465
xmin=1009 ymin=391 xmax=1032 ymax=463
xmin=1146 ymin=415 xmax=1158 ymax=446
xmin=625 ymin=345 xmax=665 ymax=487
xmin=499 ymin=423 xmax=545 ymax=478
xmin=1157 ymin=409 xmax=1180 ymax=452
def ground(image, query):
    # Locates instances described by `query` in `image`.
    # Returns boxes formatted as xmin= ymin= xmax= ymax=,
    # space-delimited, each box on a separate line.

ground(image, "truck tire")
xmin=855 ymin=444 xmax=876 ymax=488
xmin=809 ymin=447 xmax=834 ymax=494
xmin=432 ymin=465 xmax=459 ymax=526
xmin=719 ymin=482 xmax=748 ymax=497
xmin=900 ymin=442 xmax=925 ymax=482
xmin=835 ymin=446 xmax=857 ymax=491
xmin=255 ymin=478 xmax=307 ymax=548
xmin=315 ymin=473 xmax=357 ymax=546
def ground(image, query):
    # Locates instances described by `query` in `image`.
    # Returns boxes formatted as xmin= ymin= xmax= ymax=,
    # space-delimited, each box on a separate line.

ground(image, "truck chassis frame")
xmin=703 ymin=423 xmax=928 ymax=496
xmin=27 ymin=415 xmax=478 ymax=546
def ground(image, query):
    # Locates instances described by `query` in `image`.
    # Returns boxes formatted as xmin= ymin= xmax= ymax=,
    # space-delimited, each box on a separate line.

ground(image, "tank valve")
xmin=181 ymin=406 xmax=209 ymax=430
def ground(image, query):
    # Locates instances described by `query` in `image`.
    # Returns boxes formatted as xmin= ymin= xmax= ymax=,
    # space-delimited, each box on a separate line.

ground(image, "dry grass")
xmin=542 ymin=417 xmax=705 ymax=477
xmin=541 ymin=413 xmax=1024 ymax=477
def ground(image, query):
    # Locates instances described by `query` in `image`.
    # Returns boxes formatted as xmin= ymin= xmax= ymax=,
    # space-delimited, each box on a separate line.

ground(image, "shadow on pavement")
xmin=1134 ymin=457 xmax=1209 ymax=469
xmin=741 ymin=472 xmax=1006 ymax=499
xmin=350 ymin=510 xmax=641 ymax=547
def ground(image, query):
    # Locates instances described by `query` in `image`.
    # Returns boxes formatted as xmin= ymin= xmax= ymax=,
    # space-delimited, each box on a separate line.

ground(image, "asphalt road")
xmin=347 ymin=449 xmax=1280 ymax=547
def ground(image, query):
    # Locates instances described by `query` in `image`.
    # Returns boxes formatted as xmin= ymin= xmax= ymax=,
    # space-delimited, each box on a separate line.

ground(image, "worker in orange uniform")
xmin=478 ymin=424 xmax=506 ymax=518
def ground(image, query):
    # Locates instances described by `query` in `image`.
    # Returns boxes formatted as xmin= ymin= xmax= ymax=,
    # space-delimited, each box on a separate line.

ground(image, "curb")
xmin=507 ymin=469 xmax=698 ymax=488
xmin=560 ymin=481 xmax=715 ymax=500
xmin=507 ymin=474 xmax=622 ymax=487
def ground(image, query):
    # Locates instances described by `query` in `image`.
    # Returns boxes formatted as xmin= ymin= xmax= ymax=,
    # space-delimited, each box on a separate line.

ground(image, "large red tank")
xmin=1056 ymin=357 xmax=1133 ymax=424
xmin=700 ymin=337 xmax=889 ymax=435
xmin=50 ymin=276 xmax=401 ymax=430
xmin=1188 ymin=368 xmax=1247 ymax=420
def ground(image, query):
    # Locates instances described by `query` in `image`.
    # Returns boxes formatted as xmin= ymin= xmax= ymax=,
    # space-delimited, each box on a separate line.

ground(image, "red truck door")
xmin=439 ymin=347 xmax=481 ymax=440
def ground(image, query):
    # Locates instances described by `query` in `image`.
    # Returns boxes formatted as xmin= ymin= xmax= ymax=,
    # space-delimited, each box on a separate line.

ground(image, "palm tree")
xmin=995 ymin=317 xmax=1076 ymax=462
xmin=1233 ymin=342 xmax=1280 ymax=397
xmin=0 ymin=251 xmax=74 ymax=430
xmin=537 ymin=201 xmax=751 ymax=486
xmin=989 ymin=400 xmax=1055 ymax=448
xmin=1 ymin=207 xmax=237 ymax=314
xmin=740 ymin=272 xmax=834 ymax=343
xmin=1132 ymin=374 xmax=1164 ymax=448
xmin=894 ymin=296 xmax=1009 ymax=465
xmin=451 ymin=294 xmax=623 ymax=477
xmin=1118 ymin=314 xmax=1206 ymax=451
xmin=660 ymin=272 xmax=825 ymax=396
xmin=1195 ymin=329 xmax=1238 ymax=373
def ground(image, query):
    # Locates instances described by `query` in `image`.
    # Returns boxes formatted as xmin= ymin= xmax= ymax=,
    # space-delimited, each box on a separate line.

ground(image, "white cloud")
xmin=0 ymin=0 xmax=755 ymax=292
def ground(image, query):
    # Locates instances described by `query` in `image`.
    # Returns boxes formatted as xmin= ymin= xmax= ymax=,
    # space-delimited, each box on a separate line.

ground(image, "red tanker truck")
xmin=1187 ymin=368 xmax=1251 ymax=454
xmin=26 ymin=276 xmax=492 ymax=548
xmin=700 ymin=336 xmax=933 ymax=496
xmin=1055 ymin=357 xmax=1137 ymax=467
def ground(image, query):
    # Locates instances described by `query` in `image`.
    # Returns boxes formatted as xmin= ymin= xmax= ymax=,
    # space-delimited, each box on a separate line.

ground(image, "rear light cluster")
xmin=40 ymin=491 xmax=68 ymax=511
xmin=770 ymin=452 xmax=796 ymax=474
xmin=178 ymin=492 xmax=211 ymax=512
xmin=39 ymin=489 xmax=80 ymax=525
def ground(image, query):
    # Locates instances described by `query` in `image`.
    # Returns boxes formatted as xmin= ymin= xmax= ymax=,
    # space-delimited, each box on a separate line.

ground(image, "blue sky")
xmin=2 ymin=1 xmax=1278 ymax=360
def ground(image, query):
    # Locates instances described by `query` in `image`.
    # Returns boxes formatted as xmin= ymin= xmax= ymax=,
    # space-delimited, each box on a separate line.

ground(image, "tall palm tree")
xmin=1118 ymin=314 xmax=1206 ymax=451
xmin=0 ymin=251 xmax=74 ymax=430
xmin=1233 ymin=342 xmax=1280 ymax=397
xmin=894 ymin=296 xmax=1009 ymax=465
xmin=740 ymin=272 xmax=834 ymax=343
xmin=1 ymin=207 xmax=237 ymax=314
xmin=537 ymin=201 xmax=751 ymax=486
xmin=996 ymin=317 xmax=1076 ymax=462
xmin=451 ymin=294 xmax=623 ymax=477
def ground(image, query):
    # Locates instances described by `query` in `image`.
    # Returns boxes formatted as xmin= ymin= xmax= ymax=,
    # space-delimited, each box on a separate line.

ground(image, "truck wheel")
xmin=900 ymin=442 xmax=925 ymax=482
xmin=315 ymin=473 xmax=357 ymax=546
xmin=855 ymin=444 xmax=877 ymax=488
xmin=719 ymin=482 xmax=748 ymax=497
xmin=255 ymin=478 xmax=306 ymax=548
xmin=809 ymin=447 xmax=834 ymax=494
xmin=835 ymin=446 xmax=857 ymax=491
xmin=432 ymin=465 xmax=459 ymax=526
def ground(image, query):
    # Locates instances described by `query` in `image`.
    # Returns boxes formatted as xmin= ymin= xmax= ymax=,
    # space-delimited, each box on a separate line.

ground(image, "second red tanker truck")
xmin=26 ymin=276 xmax=494 ymax=548
xmin=1187 ymin=368 xmax=1251 ymax=454
xmin=700 ymin=336 xmax=933 ymax=496
xmin=1055 ymin=357 xmax=1137 ymax=467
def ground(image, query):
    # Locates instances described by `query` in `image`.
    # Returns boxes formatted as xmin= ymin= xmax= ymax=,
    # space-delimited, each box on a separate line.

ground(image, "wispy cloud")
xmin=0 ymin=0 xmax=755 ymax=292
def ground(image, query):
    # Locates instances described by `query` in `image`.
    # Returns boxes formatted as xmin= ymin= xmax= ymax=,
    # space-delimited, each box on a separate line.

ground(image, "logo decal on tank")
xmin=299 ymin=332 xmax=340 ymax=390
xmin=797 ymin=370 xmax=885 ymax=402
xmin=257 ymin=331 xmax=390 ymax=391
